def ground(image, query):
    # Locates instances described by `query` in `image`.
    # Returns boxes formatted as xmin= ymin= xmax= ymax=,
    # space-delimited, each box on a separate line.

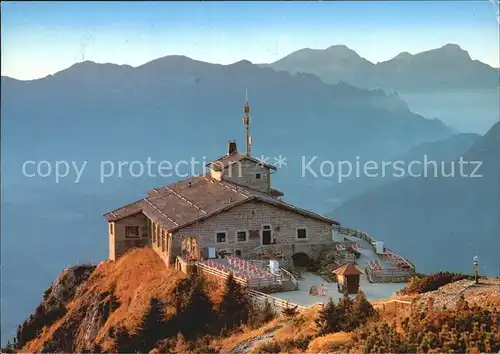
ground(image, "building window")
xmin=235 ymin=249 xmax=242 ymax=257
xmin=256 ymin=173 xmax=262 ymax=180
xmin=216 ymin=231 xmax=227 ymax=243
xmin=109 ymin=223 xmax=114 ymax=235
xmin=297 ymin=228 xmax=308 ymax=240
xmin=236 ymin=231 xmax=247 ymax=242
xmin=125 ymin=226 xmax=140 ymax=238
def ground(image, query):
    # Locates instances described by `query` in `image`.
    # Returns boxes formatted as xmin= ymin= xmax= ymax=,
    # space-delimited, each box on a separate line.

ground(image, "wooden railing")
xmin=245 ymin=244 xmax=265 ymax=259
xmin=333 ymin=225 xmax=416 ymax=272
xmin=372 ymin=299 xmax=414 ymax=317
xmin=381 ymin=249 xmax=414 ymax=270
xmin=175 ymin=256 xmax=198 ymax=274
xmin=246 ymin=241 xmax=338 ymax=261
xmin=195 ymin=261 xmax=284 ymax=290
xmin=280 ymin=267 xmax=299 ymax=287
xmin=368 ymin=268 xmax=414 ymax=277
xmin=247 ymin=289 xmax=310 ymax=313
xmin=384 ymin=247 xmax=416 ymax=270
xmin=245 ymin=243 xmax=294 ymax=260
xmin=196 ymin=261 xmax=248 ymax=286
xmin=250 ymin=288 xmax=414 ymax=317
xmin=333 ymin=225 xmax=375 ymax=244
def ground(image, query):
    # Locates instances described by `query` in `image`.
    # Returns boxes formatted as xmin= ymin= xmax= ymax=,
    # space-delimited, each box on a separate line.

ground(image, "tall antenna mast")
xmin=243 ymin=89 xmax=252 ymax=156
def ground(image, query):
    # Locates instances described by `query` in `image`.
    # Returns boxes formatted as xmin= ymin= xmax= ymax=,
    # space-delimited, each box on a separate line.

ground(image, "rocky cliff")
xmin=11 ymin=249 xmax=186 ymax=353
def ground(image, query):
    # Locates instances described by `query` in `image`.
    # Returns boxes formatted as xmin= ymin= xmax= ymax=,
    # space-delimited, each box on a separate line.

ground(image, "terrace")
xmin=271 ymin=271 xmax=406 ymax=307
xmin=196 ymin=255 xmax=298 ymax=291
xmin=343 ymin=235 xmax=415 ymax=283
xmin=268 ymin=235 xmax=411 ymax=306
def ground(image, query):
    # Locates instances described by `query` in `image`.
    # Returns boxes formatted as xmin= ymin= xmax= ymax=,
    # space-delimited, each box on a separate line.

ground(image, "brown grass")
xmin=212 ymin=318 xmax=283 ymax=354
xmin=23 ymin=248 xmax=186 ymax=353
xmin=95 ymin=249 xmax=185 ymax=334
xmin=274 ymin=307 xmax=319 ymax=342
xmin=307 ymin=332 xmax=352 ymax=353
xmin=205 ymin=277 xmax=226 ymax=307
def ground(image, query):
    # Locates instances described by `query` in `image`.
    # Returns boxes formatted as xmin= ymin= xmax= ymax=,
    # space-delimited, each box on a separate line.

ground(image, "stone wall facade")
xmin=109 ymin=213 xmax=149 ymax=260
xmin=219 ymin=159 xmax=271 ymax=193
xmin=109 ymin=200 xmax=333 ymax=264
xmin=173 ymin=199 xmax=332 ymax=260
xmin=149 ymin=220 xmax=174 ymax=267
xmin=293 ymin=242 xmax=334 ymax=260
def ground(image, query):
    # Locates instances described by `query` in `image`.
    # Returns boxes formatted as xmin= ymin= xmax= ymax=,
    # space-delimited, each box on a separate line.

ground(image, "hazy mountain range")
xmin=332 ymin=132 xmax=480 ymax=203
xmin=1 ymin=51 xmax=498 ymax=341
xmin=263 ymin=43 xmax=499 ymax=91
xmin=332 ymin=122 xmax=500 ymax=276
xmin=2 ymin=56 xmax=453 ymax=180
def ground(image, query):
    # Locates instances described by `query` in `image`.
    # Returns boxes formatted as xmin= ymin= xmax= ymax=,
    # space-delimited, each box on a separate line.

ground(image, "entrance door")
xmin=262 ymin=225 xmax=272 ymax=245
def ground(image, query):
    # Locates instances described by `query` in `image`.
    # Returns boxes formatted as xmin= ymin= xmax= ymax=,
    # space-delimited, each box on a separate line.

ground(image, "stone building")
xmin=104 ymin=102 xmax=339 ymax=267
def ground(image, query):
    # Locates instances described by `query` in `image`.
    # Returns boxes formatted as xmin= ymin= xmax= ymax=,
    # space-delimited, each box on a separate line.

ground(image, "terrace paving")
xmin=271 ymin=235 xmax=407 ymax=307
xmin=271 ymin=271 xmax=406 ymax=307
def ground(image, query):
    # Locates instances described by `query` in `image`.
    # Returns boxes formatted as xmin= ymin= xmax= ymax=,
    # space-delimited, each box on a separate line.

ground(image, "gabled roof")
xmin=104 ymin=175 xmax=338 ymax=232
xmin=206 ymin=151 xmax=277 ymax=171
xmin=219 ymin=179 xmax=336 ymax=225
xmin=104 ymin=175 xmax=250 ymax=230
xmin=333 ymin=263 xmax=363 ymax=276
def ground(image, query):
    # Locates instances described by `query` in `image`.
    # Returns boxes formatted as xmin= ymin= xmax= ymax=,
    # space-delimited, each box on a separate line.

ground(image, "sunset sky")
xmin=2 ymin=1 xmax=499 ymax=80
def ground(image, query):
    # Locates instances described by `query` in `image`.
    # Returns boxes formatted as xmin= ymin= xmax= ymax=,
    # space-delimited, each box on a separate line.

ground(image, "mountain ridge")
xmin=270 ymin=43 xmax=495 ymax=69
xmin=2 ymin=53 xmax=453 ymax=184
xmin=5 ymin=43 xmax=496 ymax=84
xmin=264 ymin=43 xmax=498 ymax=90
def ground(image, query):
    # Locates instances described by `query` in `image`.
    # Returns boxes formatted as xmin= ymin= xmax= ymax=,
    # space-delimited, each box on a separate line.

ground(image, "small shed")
xmin=333 ymin=263 xmax=363 ymax=295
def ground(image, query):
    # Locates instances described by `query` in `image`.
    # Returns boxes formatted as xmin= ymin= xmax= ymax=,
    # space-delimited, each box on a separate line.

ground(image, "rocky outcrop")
xmin=412 ymin=277 xmax=500 ymax=313
xmin=15 ymin=265 xmax=96 ymax=349
xmin=39 ymin=289 xmax=116 ymax=353
xmin=14 ymin=248 xmax=186 ymax=353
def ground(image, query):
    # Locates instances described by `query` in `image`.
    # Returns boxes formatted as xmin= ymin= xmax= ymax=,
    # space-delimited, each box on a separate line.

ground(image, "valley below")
xmin=398 ymin=88 xmax=498 ymax=134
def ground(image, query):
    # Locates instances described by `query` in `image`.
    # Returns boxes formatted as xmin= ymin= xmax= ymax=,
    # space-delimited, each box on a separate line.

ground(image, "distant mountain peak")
xmin=393 ymin=52 xmax=413 ymax=60
xmin=326 ymin=44 xmax=353 ymax=51
xmin=143 ymin=54 xmax=195 ymax=65
xmin=271 ymin=45 xmax=365 ymax=67
xmin=421 ymin=43 xmax=471 ymax=60
xmin=442 ymin=43 xmax=463 ymax=51
xmin=266 ymin=43 xmax=497 ymax=90
xmin=229 ymin=59 xmax=253 ymax=66
xmin=325 ymin=44 xmax=361 ymax=59
xmin=66 ymin=61 xmax=98 ymax=70
xmin=440 ymin=43 xmax=469 ymax=56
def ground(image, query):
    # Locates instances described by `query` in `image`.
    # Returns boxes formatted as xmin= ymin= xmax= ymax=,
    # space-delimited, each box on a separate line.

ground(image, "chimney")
xmin=227 ymin=140 xmax=237 ymax=155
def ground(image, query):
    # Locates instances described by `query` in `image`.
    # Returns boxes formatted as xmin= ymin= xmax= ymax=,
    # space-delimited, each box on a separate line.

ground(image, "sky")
xmin=1 ymin=1 xmax=499 ymax=80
